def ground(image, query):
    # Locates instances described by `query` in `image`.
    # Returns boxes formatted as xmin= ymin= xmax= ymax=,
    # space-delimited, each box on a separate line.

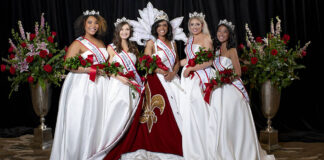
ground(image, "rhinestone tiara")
xmin=189 ymin=12 xmax=205 ymax=19
xmin=114 ymin=17 xmax=130 ymax=27
xmin=218 ymin=19 xmax=235 ymax=30
xmin=154 ymin=10 xmax=169 ymax=23
xmin=83 ymin=10 xmax=100 ymax=16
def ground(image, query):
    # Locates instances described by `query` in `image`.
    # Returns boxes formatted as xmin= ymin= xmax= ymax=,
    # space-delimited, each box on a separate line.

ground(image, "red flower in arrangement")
xmin=114 ymin=62 xmax=120 ymax=67
xmin=64 ymin=46 xmax=69 ymax=53
xmin=251 ymin=57 xmax=258 ymax=64
xmin=124 ymin=71 xmax=135 ymax=79
xmin=207 ymin=52 xmax=214 ymax=58
xmin=21 ymin=42 xmax=27 ymax=48
xmin=271 ymin=49 xmax=278 ymax=56
xmin=26 ymin=56 xmax=34 ymax=63
xmin=8 ymin=46 xmax=14 ymax=53
xmin=9 ymin=66 xmax=16 ymax=75
xmin=1 ymin=64 xmax=6 ymax=72
xmin=80 ymin=59 xmax=87 ymax=66
xmin=252 ymin=49 xmax=256 ymax=54
xmin=9 ymin=54 xmax=15 ymax=59
xmin=47 ymin=36 xmax=54 ymax=43
xmin=188 ymin=58 xmax=196 ymax=67
xmin=39 ymin=50 xmax=48 ymax=58
xmin=27 ymin=76 xmax=34 ymax=83
xmin=241 ymin=66 xmax=248 ymax=73
xmin=302 ymin=51 xmax=307 ymax=57
xmin=51 ymin=31 xmax=57 ymax=36
xmin=238 ymin=43 xmax=245 ymax=50
xmin=30 ymin=33 xmax=36 ymax=41
xmin=43 ymin=64 xmax=53 ymax=73
xmin=256 ymin=37 xmax=263 ymax=43
xmin=48 ymin=53 xmax=53 ymax=58
xmin=211 ymin=79 xmax=218 ymax=86
xmin=282 ymin=34 xmax=290 ymax=43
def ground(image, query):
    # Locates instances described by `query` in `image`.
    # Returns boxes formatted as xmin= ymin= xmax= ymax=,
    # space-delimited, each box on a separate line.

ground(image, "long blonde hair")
xmin=188 ymin=16 xmax=211 ymax=39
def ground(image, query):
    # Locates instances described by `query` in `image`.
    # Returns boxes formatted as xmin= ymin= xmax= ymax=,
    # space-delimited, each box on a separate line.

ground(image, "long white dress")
xmin=50 ymin=48 xmax=109 ymax=160
xmin=209 ymin=56 xmax=275 ymax=160
xmin=180 ymin=44 xmax=215 ymax=160
xmin=88 ymin=52 xmax=141 ymax=160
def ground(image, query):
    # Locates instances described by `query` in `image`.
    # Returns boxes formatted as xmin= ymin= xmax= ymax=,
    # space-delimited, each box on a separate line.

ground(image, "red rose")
xmin=283 ymin=34 xmax=290 ymax=42
xmin=64 ymin=46 xmax=68 ymax=53
xmin=207 ymin=52 xmax=214 ymax=58
xmin=39 ymin=50 xmax=48 ymax=58
xmin=225 ymin=77 xmax=231 ymax=83
xmin=30 ymin=33 xmax=36 ymax=41
xmin=302 ymin=50 xmax=307 ymax=56
xmin=145 ymin=61 xmax=151 ymax=68
xmin=21 ymin=42 xmax=27 ymax=48
xmin=26 ymin=56 xmax=34 ymax=63
xmin=125 ymin=71 xmax=135 ymax=79
xmin=9 ymin=66 xmax=16 ymax=75
xmin=43 ymin=64 xmax=52 ymax=73
xmin=47 ymin=36 xmax=54 ymax=43
xmin=51 ymin=31 xmax=57 ymax=36
xmin=8 ymin=46 xmax=14 ymax=53
xmin=251 ymin=57 xmax=258 ymax=65
xmin=271 ymin=49 xmax=278 ymax=56
xmin=238 ymin=43 xmax=245 ymax=50
xmin=1 ymin=64 xmax=6 ymax=72
xmin=188 ymin=59 xmax=196 ymax=67
xmin=27 ymin=76 xmax=34 ymax=83
xmin=252 ymin=49 xmax=256 ymax=54
xmin=80 ymin=59 xmax=87 ymax=66
xmin=241 ymin=66 xmax=248 ymax=73
xmin=211 ymin=79 xmax=218 ymax=86
xmin=9 ymin=53 xmax=15 ymax=59
xmin=256 ymin=37 xmax=263 ymax=43
xmin=220 ymin=77 xmax=225 ymax=82
xmin=63 ymin=55 xmax=67 ymax=61
xmin=97 ymin=64 xmax=105 ymax=69
xmin=48 ymin=53 xmax=53 ymax=58
xmin=114 ymin=62 xmax=120 ymax=67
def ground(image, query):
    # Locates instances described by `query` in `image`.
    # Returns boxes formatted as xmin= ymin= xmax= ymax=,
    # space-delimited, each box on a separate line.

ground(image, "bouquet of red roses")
xmin=204 ymin=68 xmax=237 ymax=104
xmin=187 ymin=47 xmax=215 ymax=67
xmin=137 ymin=55 xmax=168 ymax=77
xmin=102 ymin=61 xmax=124 ymax=76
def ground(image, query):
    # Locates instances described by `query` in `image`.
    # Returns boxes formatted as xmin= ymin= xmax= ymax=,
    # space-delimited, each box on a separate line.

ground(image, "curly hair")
xmin=214 ymin=24 xmax=237 ymax=50
xmin=151 ymin=20 xmax=173 ymax=41
xmin=112 ymin=22 xmax=139 ymax=55
xmin=73 ymin=14 xmax=107 ymax=40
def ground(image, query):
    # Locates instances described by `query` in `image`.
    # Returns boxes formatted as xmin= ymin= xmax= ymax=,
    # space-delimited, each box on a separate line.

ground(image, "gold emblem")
xmin=139 ymin=83 xmax=165 ymax=133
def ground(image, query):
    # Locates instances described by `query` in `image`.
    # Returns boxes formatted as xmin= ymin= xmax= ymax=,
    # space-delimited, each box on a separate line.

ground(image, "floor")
xmin=0 ymin=134 xmax=323 ymax=160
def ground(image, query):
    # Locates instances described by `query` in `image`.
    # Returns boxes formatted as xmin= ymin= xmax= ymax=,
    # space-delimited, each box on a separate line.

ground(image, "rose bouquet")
xmin=1 ymin=13 xmax=65 ymax=97
xmin=137 ymin=55 xmax=168 ymax=77
xmin=240 ymin=16 xmax=311 ymax=90
xmin=187 ymin=47 xmax=215 ymax=67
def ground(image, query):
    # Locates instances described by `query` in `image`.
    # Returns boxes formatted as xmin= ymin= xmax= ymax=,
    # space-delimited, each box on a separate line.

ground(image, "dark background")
xmin=0 ymin=0 xmax=323 ymax=141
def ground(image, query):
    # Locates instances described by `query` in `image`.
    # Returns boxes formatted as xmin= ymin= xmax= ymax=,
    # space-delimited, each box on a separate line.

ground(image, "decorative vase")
xmin=259 ymin=80 xmax=281 ymax=151
xmin=29 ymin=81 xmax=53 ymax=150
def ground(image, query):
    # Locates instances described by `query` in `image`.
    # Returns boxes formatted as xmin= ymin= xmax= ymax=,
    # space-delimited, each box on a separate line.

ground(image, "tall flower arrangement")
xmin=240 ymin=16 xmax=311 ymax=90
xmin=1 ymin=13 xmax=65 ymax=97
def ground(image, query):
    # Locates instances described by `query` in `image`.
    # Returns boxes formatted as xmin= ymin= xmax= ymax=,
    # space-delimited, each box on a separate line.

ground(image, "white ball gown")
xmin=88 ymin=50 xmax=141 ymax=160
xmin=50 ymin=48 xmax=109 ymax=160
xmin=180 ymin=43 xmax=215 ymax=160
xmin=209 ymin=55 xmax=275 ymax=160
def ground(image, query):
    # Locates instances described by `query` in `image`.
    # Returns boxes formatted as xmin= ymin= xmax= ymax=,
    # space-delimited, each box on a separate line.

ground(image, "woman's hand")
xmin=116 ymin=75 xmax=130 ymax=85
xmin=164 ymin=71 xmax=176 ymax=82
xmin=183 ymin=67 xmax=193 ymax=78
xmin=155 ymin=68 xmax=168 ymax=76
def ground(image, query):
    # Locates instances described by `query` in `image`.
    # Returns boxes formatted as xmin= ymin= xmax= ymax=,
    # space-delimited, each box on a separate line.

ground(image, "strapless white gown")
xmin=50 ymin=48 xmax=110 ymax=160
xmin=209 ymin=56 xmax=275 ymax=160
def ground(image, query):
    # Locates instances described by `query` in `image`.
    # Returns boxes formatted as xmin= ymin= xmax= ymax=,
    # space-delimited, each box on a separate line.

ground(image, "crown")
xmin=83 ymin=10 xmax=100 ymax=16
xmin=114 ymin=17 xmax=130 ymax=27
xmin=189 ymin=12 xmax=205 ymax=19
xmin=218 ymin=19 xmax=235 ymax=30
xmin=154 ymin=10 xmax=169 ymax=23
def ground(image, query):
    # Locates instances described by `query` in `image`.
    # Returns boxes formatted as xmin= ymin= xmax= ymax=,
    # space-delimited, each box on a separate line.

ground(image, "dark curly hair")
xmin=73 ymin=14 xmax=107 ymax=40
xmin=214 ymin=24 xmax=237 ymax=50
xmin=112 ymin=22 xmax=139 ymax=55
xmin=151 ymin=20 xmax=173 ymax=41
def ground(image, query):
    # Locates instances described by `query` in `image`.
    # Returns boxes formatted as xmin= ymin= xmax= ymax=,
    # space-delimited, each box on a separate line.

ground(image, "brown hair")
xmin=74 ymin=15 xmax=107 ymax=40
xmin=112 ymin=22 xmax=138 ymax=55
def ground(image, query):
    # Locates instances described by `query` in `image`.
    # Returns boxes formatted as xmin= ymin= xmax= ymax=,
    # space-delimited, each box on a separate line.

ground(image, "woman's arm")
xmin=65 ymin=41 xmax=91 ymax=73
xmin=164 ymin=42 xmax=180 ymax=81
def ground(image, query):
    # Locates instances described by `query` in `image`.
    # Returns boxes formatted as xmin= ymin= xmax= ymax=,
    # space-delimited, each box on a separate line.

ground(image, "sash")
xmin=109 ymin=43 xmax=144 ymax=93
xmin=76 ymin=36 xmax=107 ymax=64
xmin=213 ymin=56 xmax=250 ymax=102
xmin=185 ymin=36 xmax=211 ymax=90
xmin=156 ymin=39 xmax=176 ymax=72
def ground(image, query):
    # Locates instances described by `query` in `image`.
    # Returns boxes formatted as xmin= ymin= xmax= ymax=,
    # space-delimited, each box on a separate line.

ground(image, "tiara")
xmin=218 ymin=19 xmax=235 ymax=30
xmin=154 ymin=10 xmax=169 ymax=23
xmin=114 ymin=17 xmax=130 ymax=27
xmin=189 ymin=12 xmax=205 ymax=19
xmin=83 ymin=10 xmax=100 ymax=16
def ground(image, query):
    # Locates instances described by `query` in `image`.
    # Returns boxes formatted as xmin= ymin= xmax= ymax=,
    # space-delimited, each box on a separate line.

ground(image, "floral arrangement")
xmin=1 ymin=13 xmax=65 ymax=97
xmin=187 ymin=47 xmax=215 ymax=67
xmin=204 ymin=68 xmax=237 ymax=104
xmin=137 ymin=55 xmax=168 ymax=76
xmin=240 ymin=16 xmax=311 ymax=90
xmin=102 ymin=61 xmax=124 ymax=76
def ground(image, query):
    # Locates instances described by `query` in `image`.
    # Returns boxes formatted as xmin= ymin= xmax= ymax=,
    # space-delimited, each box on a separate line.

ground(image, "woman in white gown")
xmin=180 ymin=12 xmax=216 ymax=160
xmin=209 ymin=20 xmax=275 ymax=160
xmin=88 ymin=18 xmax=142 ymax=160
xmin=50 ymin=11 xmax=110 ymax=160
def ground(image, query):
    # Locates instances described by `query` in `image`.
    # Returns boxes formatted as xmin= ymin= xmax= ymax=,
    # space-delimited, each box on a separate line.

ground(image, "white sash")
xmin=213 ymin=56 xmax=250 ymax=102
xmin=155 ymin=39 xmax=176 ymax=72
xmin=76 ymin=37 xmax=107 ymax=64
xmin=109 ymin=43 xmax=144 ymax=93
xmin=185 ymin=36 xmax=211 ymax=90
